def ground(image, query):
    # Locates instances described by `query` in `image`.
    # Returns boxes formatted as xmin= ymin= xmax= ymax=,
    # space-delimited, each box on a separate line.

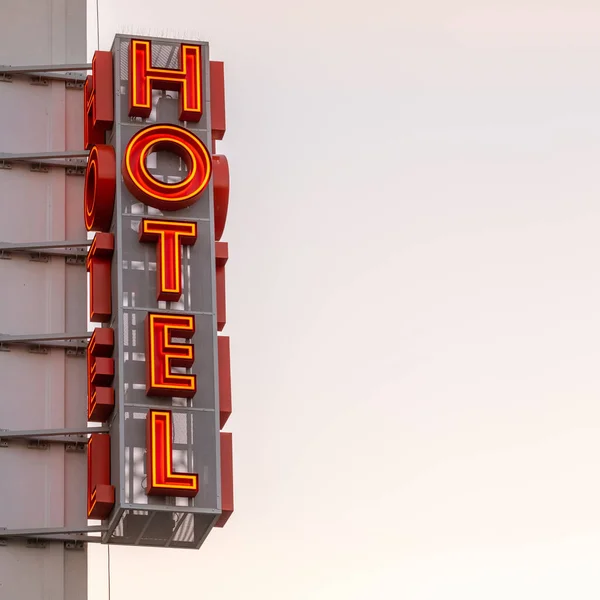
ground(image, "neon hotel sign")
xmin=84 ymin=39 xmax=231 ymax=523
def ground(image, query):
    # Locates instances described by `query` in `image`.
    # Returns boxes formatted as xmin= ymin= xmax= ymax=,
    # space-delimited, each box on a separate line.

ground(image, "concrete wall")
xmin=0 ymin=1 xmax=88 ymax=598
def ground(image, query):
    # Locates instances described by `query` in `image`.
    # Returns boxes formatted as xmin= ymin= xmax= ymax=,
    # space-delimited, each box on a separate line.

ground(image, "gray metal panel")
xmin=0 ymin=82 xmax=66 ymax=153
xmin=0 ymin=0 xmax=87 ymax=596
xmin=0 ymin=0 xmax=85 ymax=66
xmin=0 ymin=256 xmax=66 ymax=334
xmin=121 ymin=404 xmax=218 ymax=509
xmin=0 ymin=538 xmax=87 ymax=598
xmin=65 ymin=263 xmax=87 ymax=334
xmin=0 ymin=442 xmax=65 ymax=528
xmin=120 ymin=216 xmax=214 ymax=313
xmin=0 ymin=168 xmax=66 ymax=244
xmin=121 ymin=309 xmax=216 ymax=411
xmin=0 ymin=348 xmax=70 ymax=431
xmin=107 ymin=510 xmax=217 ymax=548
xmin=0 ymin=540 xmax=64 ymax=598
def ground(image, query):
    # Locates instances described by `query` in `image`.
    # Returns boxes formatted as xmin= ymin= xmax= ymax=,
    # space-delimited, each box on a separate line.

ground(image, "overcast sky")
xmin=88 ymin=1 xmax=600 ymax=598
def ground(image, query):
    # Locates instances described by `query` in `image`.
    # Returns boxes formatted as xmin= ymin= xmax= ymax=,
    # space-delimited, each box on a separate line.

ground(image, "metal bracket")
xmin=27 ymin=439 xmax=49 ymax=450
xmin=65 ymin=441 xmax=86 ymax=452
xmin=26 ymin=539 xmax=47 ymax=549
xmin=0 ymin=63 xmax=90 ymax=85
xmin=0 ymin=427 xmax=105 ymax=449
xmin=65 ymin=540 xmax=85 ymax=551
xmin=27 ymin=344 xmax=50 ymax=355
xmin=0 ymin=151 xmax=89 ymax=170
xmin=0 ymin=240 xmax=91 ymax=261
xmin=0 ymin=63 xmax=91 ymax=73
xmin=0 ymin=525 xmax=106 ymax=540
xmin=0 ymin=159 xmax=12 ymax=170
xmin=65 ymin=346 xmax=86 ymax=357
xmin=30 ymin=75 xmax=49 ymax=86
xmin=66 ymin=165 xmax=86 ymax=176
xmin=0 ymin=332 xmax=92 ymax=352
xmin=65 ymin=254 xmax=86 ymax=266
xmin=29 ymin=252 xmax=50 ymax=263
xmin=2 ymin=435 xmax=88 ymax=446
xmin=30 ymin=162 xmax=49 ymax=173
xmin=65 ymin=80 xmax=84 ymax=90
xmin=0 ymin=426 xmax=107 ymax=441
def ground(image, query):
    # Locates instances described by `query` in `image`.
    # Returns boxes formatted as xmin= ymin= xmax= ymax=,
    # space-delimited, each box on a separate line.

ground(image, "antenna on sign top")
xmin=95 ymin=0 xmax=100 ymax=50
xmin=107 ymin=543 xmax=112 ymax=600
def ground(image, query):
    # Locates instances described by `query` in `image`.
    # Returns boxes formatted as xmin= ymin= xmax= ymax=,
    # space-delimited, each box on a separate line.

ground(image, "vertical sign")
xmin=85 ymin=35 xmax=233 ymax=548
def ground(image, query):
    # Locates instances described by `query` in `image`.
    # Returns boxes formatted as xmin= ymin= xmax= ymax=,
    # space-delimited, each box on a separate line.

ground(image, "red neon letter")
xmin=210 ymin=61 xmax=226 ymax=145
xmin=87 ymin=328 xmax=115 ymax=423
xmin=218 ymin=336 xmax=232 ymax=428
xmin=85 ymin=145 xmax=116 ymax=232
xmin=139 ymin=219 xmax=197 ymax=302
xmin=129 ymin=39 xmax=203 ymax=121
xmin=87 ymin=433 xmax=115 ymax=519
xmin=215 ymin=242 xmax=228 ymax=331
xmin=212 ymin=155 xmax=229 ymax=241
xmin=216 ymin=432 xmax=234 ymax=526
xmin=84 ymin=51 xmax=114 ymax=150
xmin=122 ymin=124 xmax=211 ymax=211
xmin=86 ymin=233 xmax=114 ymax=323
xmin=146 ymin=410 xmax=198 ymax=497
xmin=145 ymin=313 xmax=196 ymax=398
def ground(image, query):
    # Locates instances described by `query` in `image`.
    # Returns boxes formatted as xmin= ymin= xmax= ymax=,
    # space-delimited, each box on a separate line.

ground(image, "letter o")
xmin=122 ymin=124 xmax=212 ymax=211
xmin=85 ymin=145 xmax=116 ymax=232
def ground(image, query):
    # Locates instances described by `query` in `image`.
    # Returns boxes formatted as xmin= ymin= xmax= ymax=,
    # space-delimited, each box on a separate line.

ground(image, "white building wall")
xmin=0 ymin=1 xmax=88 ymax=598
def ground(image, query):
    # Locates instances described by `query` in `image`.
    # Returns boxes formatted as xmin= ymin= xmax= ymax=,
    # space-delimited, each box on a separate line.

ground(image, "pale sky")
xmin=88 ymin=1 xmax=600 ymax=598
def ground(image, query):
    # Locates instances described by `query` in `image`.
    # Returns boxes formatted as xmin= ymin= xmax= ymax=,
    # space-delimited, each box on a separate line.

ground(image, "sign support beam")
xmin=0 ymin=241 xmax=91 ymax=251
xmin=0 ymin=427 xmax=108 ymax=439
xmin=0 ymin=332 xmax=91 ymax=343
xmin=0 ymin=526 xmax=106 ymax=538
xmin=0 ymin=63 xmax=91 ymax=73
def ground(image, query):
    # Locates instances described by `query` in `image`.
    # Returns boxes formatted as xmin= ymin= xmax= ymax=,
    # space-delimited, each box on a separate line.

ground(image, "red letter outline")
xmin=145 ymin=313 xmax=196 ymax=398
xmin=85 ymin=145 xmax=116 ymax=232
xmin=139 ymin=219 xmax=197 ymax=302
xmin=86 ymin=233 xmax=114 ymax=323
xmin=122 ymin=124 xmax=211 ymax=211
xmin=87 ymin=328 xmax=115 ymax=423
xmin=87 ymin=433 xmax=115 ymax=519
xmin=146 ymin=410 xmax=199 ymax=497
xmin=129 ymin=39 xmax=203 ymax=122
xmin=84 ymin=51 xmax=114 ymax=150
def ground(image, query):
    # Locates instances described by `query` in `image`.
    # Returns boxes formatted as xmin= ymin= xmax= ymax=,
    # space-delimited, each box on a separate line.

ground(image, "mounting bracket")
xmin=0 ymin=63 xmax=91 ymax=85
xmin=0 ymin=150 xmax=89 ymax=170
xmin=0 ymin=240 xmax=91 ymax=261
